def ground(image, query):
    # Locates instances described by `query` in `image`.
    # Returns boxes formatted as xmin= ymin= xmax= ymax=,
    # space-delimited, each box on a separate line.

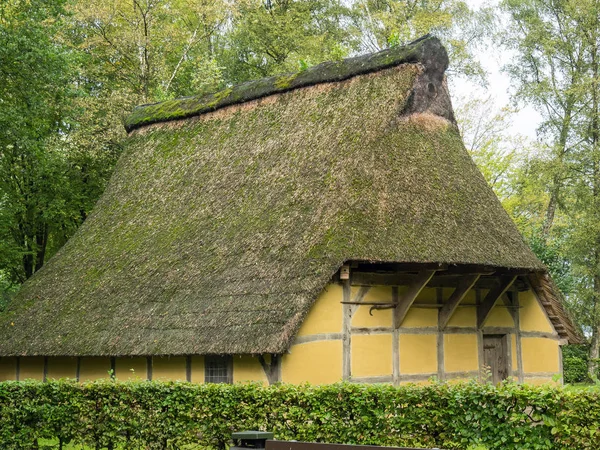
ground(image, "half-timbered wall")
xmin=280 ymin=280 xmax=562 ymax=385
xmin=0 ymin=280 xmax=562 ymax=385
xmin=0 ymin=354 xmax=270 ymax=383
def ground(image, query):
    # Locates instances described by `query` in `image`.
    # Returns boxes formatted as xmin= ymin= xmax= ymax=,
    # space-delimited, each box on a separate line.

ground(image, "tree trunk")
xmin=542 ymin=181 xmax=559 ymax=238
xmin=541 ymin=106 xmax=572 ymax=241
xmin=34 ymin=222 xmax=48 ymax=273
xmin=589 ymin=39 xmax=600 ymax=380
xmin=590 ymin=326 xmax=599 ymax=378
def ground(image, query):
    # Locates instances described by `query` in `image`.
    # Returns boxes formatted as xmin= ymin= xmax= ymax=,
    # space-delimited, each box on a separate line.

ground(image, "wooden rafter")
xmin=477 ymin=276 xmax=517 ymax=329
xmin=394 ymin=270 xmax=436 ymax=328
xmin=438 ymin=274 xmax=480 ymax=330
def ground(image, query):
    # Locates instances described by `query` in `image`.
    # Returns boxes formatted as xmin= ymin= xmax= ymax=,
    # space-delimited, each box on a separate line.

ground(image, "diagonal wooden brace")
xmin=394 ymin=270 xmax=436 ymax=328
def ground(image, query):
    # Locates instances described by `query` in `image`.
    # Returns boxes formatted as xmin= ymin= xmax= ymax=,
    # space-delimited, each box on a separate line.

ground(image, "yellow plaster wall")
xmin=47 ymin=357 xmax=77 ymax=380
xmin=115 ymin=357 xmax=147 ymax=381
xmin=351 ymin=334 xmax=392 ymax=377
xmin=521 ymin=337 xmax=560 ymax=373
xmin=233 ymin=355 xmax=268 ymax=384
xmin=444 ymin=334 xmax=479 ymax=373
xmin=447 ymin=306 xmax=476 ymax=327
xmin=402 ymin=308 xmax=437 ymax=327
xmin=484 ymin=306 xmax=514 ymax=328
xmin=282 ymin=340 xmax=342 ymax=384
xmin=414 ymin=287 xmax=438 ymax=304
xmin=352 ymin=286 xmax=393 ymax=328
xmin=19 ymin=357 xmax=44 ymax=381
xmin=0 ymin=357 xmax=17 ymax=381
xmin=190 ymin=356 xmax=204 ymax=384
xmin=353 ymin=305 xmax=392 ymax=328
xmin=362 ymin=285 xmax=393 ymax=303
xmin=399 ymin=334 xmax=437 ymax=374
xmin=79 ymin=357 xmax=112 ymax=381
xmin=297 ymin=283 xmax=343 ymax=336
xmin=152 ymin=356 xmax=187 ymax=382
xmin=520 ymin=291 xmax=554 ymax=333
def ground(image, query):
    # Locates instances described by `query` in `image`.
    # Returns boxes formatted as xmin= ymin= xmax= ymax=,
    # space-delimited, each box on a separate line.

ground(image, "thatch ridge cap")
xmin=124 ymin=34 xmax=447 ymax=132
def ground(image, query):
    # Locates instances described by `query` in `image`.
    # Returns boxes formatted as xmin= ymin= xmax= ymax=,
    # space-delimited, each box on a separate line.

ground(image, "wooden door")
xmin=483 ymin=335 xmax=508 ymax=384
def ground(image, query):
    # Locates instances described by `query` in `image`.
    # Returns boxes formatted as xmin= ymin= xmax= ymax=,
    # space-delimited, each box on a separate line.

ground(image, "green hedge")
xmin=0 ymin=380 xmax=598 ymax=450
xmin=562 ymin=344 xmax=599 ymax=384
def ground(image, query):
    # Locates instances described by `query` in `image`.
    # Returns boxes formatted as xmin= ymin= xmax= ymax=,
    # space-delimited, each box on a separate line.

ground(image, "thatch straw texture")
xmin=0 ymin=36 xmax=563 ymax=356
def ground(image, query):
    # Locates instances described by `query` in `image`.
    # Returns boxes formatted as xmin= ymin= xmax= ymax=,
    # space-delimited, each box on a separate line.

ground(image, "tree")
xmin=0 ymin=0 xmax=75 ymax=282
xmin=71 ymin=0 xmax=230 ymax=103
xmin=502 ymin=0 xmax=600 ymax=376
xmin=221 ymin=0 xmax=353 ymax=84
xmin=349 ymin=0 xmax=490 ymax=79
xmin=455 ymin=95 xmax=520 ymax=199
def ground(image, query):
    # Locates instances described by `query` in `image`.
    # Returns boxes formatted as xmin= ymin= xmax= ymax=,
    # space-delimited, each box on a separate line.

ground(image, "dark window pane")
xmin=204 ymin=355 xmax=232 ymax=384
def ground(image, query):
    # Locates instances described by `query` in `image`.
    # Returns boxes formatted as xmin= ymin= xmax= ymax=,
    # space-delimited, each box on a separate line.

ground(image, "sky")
xmin=451 ymin=0 xmax=543 ymax=141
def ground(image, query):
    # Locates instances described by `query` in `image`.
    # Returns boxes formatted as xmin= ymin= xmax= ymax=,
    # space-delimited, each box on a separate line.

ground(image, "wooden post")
xmin=342 ymin=279 xmax=352 ymax=380
xmin=258 ymin=354 xmax=281 ymax=385
xmin=476 ymin=289 xmax=484 ymax=381
xmin=436 ymin=288 xmax=445 ymax=381
xmin=43 ymin=357 xmax=48 ymax=382
xmin=392 ymin=286 xmax=400 ymax=385
xmin=146 ymin=356 xmax=152 ymax=381
xmin=186 ymin=356 xmax=192 ymax=382
xmin=76 ymin=357 xmax=81 ymax=382
xmin=514 ymin=289 xmax=524 ymax=383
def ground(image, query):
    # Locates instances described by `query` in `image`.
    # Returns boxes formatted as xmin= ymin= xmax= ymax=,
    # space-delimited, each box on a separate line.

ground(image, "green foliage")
xmin=221 ymin=0 xmax=353 ymax=84
xmin=0 ymin=380 xmax=599 ymax=450
xmin=501 ymin=0 xmax=600 ymax=373
xmin=349 ymin=0 xmax=489 ymax=80
xmin=562 ymin=344 xmax=600 ymax=384
xmin=0 ymin=0 xmax=75 ymax=283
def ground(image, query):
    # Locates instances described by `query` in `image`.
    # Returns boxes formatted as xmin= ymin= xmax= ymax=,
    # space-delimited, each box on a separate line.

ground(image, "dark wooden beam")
xmin=350 ymin=272 xmax=529 ymax=291
xmin=439 ymin=274 xmax=480 ymax=330
xmin=477 ymin=276 xmax=517 ymax=329
xmin=394 ymin=270 xmax=436 ymax=328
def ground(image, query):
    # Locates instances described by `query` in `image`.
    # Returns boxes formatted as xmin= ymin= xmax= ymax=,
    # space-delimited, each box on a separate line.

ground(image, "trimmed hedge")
xmin=0 ymin=380 xmax=598 ymax=450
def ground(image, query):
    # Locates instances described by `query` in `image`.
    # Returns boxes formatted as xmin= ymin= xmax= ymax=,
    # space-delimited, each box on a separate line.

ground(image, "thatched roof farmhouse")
xmin=0 ymin=35 xmax=580 ymax=385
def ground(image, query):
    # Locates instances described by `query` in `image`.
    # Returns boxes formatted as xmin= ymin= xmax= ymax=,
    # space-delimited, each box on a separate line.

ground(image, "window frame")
xmin=204 ymin=355 xmax=233 ymax=384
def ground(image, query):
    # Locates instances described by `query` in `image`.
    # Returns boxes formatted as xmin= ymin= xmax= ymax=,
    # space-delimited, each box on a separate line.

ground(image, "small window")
xmin=204 ymin=355 xmax=232 ymax=384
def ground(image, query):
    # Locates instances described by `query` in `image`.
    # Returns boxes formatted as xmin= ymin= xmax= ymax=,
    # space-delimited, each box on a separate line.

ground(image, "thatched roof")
xmin=0 ymin=36 xmax=579 ymax=356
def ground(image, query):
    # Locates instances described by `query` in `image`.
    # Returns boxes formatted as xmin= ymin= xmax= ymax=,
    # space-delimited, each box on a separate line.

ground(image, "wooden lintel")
xmin=439 ymin=274 xmax=480 ymax=330
xmin=394 ymin=270 xmax=436 ymax=328
xmin=477 ymin=276 xmax=517 ymax=329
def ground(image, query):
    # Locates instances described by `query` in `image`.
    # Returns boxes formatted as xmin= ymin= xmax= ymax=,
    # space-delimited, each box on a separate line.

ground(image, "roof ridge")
xmin=124 ymin=34 xmax=448 ymax=132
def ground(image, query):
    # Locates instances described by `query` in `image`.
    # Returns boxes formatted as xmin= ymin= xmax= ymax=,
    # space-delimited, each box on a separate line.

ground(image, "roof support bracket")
xmin=439 ymin=274 xmax=480 ymax=330
xmin=477 ymin=276 xmax=517 ymax=329
xmin=394 ymin=270 xmax=436 ymax=328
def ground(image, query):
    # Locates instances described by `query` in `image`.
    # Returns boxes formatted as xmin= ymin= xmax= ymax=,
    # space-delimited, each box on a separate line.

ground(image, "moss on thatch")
xmin=124 ymin=35 xmax=449 ymax=132
xmin=0 ymin=37 xmax=559 ymax=357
